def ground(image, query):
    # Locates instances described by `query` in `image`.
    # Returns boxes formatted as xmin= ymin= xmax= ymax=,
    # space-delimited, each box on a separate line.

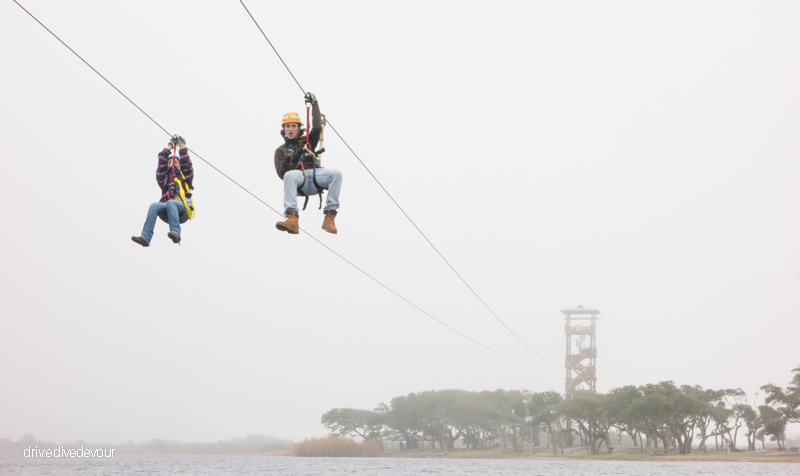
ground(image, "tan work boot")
xmin=276 ymin=210 xmax=300 ymax=234
xmin=131 ymin=236 xmax=149 ymax=247
xmin=321 ymin=210 xmax=338 ymax=234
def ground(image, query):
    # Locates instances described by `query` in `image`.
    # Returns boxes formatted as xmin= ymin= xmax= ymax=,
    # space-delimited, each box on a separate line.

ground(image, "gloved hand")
xmin=168 ymin=135 xmax=178 ymax=148
xmin=304 ymin=92 xmax=317 ymax=104
xmin=176 ymin=135 xmax=186 ymax=148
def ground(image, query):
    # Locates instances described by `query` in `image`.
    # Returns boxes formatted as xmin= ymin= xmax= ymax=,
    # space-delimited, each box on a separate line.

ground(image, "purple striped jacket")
xmin=156 ymin=147 xmax=194 ymax=203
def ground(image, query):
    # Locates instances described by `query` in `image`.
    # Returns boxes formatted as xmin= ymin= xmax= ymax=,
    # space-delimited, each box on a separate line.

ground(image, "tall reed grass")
xmin=292 ymin=435 xmax=381 ymax=457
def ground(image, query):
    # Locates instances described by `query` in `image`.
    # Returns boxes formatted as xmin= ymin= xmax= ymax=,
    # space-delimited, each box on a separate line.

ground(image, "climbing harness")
xmin=172 ymin=170 xmax=196 ymax=219
xmin=171 ymin=139 xmax=196 ymax=219
xmin=295 ymin=97 xmax=327 ymax=210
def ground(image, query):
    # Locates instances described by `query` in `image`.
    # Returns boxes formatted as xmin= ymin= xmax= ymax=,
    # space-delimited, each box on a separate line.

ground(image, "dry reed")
xmin=292 ymin=435 xmax=381 ymax=457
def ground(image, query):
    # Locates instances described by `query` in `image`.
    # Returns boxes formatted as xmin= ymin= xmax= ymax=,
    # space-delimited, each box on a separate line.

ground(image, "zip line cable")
xmin=237 ymin=0 xmax=554 ymax=366
xmin=12 ymin=0 xmax=536 ymax=363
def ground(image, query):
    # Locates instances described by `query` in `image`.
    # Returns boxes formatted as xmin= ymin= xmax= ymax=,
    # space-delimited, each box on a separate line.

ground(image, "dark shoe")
xmin=321 ymin=210 xmax=338 ymax=234
xmin=276 ymin=210 xmax=300 ymax=234
xmin=167 ymin=232 xmax=181 ymax=244
xmin=131 ymin=236 xmax=149 ymax=247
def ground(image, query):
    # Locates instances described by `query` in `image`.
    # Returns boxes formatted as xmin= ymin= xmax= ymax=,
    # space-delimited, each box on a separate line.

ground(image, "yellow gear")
xmin=173 ymin=171 xmax=195 ymax=220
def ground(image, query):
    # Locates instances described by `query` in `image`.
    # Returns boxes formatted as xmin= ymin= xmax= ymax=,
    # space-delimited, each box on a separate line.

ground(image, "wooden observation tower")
xmin=561 ymin=305 xmax=600 ymax=394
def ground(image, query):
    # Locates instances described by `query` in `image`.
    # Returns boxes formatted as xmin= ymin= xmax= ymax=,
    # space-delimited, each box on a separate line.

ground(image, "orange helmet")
xmin=282 ymin=112 xmax=301 ymax=125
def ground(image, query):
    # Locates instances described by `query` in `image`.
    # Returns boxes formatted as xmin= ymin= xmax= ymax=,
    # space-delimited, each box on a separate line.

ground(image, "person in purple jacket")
xmin=131 ymin=135 xmax=194 ymax=247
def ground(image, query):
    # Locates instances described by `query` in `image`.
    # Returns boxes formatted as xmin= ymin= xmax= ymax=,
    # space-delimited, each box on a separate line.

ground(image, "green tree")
xmin=528 ymin=391 xmax=568 ymax=455
xmin=489 ymin=389 xmax=528 ymax=453
xmin=720 ymin=389 xmax=748 ymax=450
xmin=738 ymin=404 xmax=762 ymax=451
xmin=513 ymin=390 xmax=541 ymax=453
xmin=320 ymin=407 xmax=386 ymax=447
xmin=631 ymin=382 xmax=707 ymax=454
xmin=417 ymin=389 xmax=469 ymax=452
xmin=756 ymin=428 xmax=766 ymax=449
xmin=693 ymin=389 xmax=726 ymax=453
xmin=560 ymin=392 xmax=614 ymax=454
xmin=606 ymin=386 xmax=643 ymax=450
xmin=385 ymin=393 xmax=425 ymax=449
xmin=452 ymin=391 xmax=494 ymax=450
xmin=708 ymin=397 xmax=734 ymax=451
xmin=759 ymin=405 xmax=787 ymax=449
xmin=761 ymin=366 xmax=800 ymax=424
xmin=482 ymin=390 xmax=517 ymax=453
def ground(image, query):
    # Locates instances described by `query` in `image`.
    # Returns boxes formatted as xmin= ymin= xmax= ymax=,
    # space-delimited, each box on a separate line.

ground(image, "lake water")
xmin=1 ymin=455 xmax=797 ymax=475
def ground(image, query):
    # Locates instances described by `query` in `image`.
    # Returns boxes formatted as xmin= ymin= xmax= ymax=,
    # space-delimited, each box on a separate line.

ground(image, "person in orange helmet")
xmin=274 ymin=92 xmax=342 ymax=234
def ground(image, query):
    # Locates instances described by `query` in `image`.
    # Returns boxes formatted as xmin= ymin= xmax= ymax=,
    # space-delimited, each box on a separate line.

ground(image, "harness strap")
xmin=311 ymin=162 xmax=325 ymax=210
xmin=302 ymin=144 xmax=322 ymax=167
xmin=295 ymin=153 xmax=327 ymax=210
xmin=305 ymin=104 xmax=311 ymax=149
xmin=173 ymin=170 xmax=195 ymax=220
xmin=295 ymin=106 xmax=327 ymax=210
xmin=297 ymin=162 xmax=306 ymax=189
xmin=171 ymin=143 xmax=177 ymax=179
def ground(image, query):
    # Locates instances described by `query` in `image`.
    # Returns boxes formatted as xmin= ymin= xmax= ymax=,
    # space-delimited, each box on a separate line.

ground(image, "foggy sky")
xmin=1 ymin=0 xmax=799 ymax=443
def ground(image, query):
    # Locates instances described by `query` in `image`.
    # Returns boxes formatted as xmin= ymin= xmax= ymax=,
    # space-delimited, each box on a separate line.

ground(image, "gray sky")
xmin=1 ymin=0 xmax=799 ymax=444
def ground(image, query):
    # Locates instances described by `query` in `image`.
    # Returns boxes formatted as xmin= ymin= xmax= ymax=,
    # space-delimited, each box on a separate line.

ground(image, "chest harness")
xmin=285 ymin=101 xmax=327 ymax=210
xmin=169 ymin=143 xmax=196 ymax=220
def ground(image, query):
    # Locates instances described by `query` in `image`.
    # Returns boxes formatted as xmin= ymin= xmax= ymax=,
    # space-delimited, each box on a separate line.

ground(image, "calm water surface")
xmin=0 ymin=455 xmax=797 ymax=476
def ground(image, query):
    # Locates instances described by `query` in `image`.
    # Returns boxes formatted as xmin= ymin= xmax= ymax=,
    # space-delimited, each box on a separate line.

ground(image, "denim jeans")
xmin=140 ymin=200 xmax=187 ymax=243
xmin=283 ymin=168 xmax=342 ymax=216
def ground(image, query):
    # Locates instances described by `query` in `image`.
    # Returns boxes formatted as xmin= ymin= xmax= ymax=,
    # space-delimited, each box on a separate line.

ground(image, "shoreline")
xmin=380 ymin=447 xmax=800 ymax=463
xmin=2 ymin=448 xmax=798 ymax=463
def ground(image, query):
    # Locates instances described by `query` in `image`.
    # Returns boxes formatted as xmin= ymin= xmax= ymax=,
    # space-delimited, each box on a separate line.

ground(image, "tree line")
xmin=321 ymin=367 xmax=800 ymax=455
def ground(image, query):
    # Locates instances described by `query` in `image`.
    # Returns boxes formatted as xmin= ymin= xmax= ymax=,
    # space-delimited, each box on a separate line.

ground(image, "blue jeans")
xmin=283 ymin=168 xmax=342 ymax=216
xmin=140 ymin=200 xmax=187 ymax=243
